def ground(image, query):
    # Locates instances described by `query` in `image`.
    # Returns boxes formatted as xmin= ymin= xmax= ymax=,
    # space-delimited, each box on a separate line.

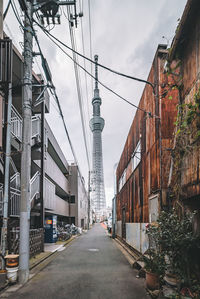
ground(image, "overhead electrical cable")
xmin=66 ymin=5 xmax=90 ymax=170
xmin=78 ymin=0 xmax=92 ymax=160
xmin=10 ymin=1 xmax=157 ymax=118
xmin=33 ymin=18 xmax=155 ymax=90
xmin=11 ymin=1 xmax=82 ymax=171
xmin=88 ymin=0 xmax=93 ymax=93
xmin=78 ymin=0 xmax=90 ymax=122
xmin=34 ymin=23 xmax=156 ymax=117
xmin=3 ymin=0 xmax=11 ymax=19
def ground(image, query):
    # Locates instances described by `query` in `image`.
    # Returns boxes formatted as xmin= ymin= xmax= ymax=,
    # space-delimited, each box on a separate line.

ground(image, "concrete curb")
xmin=113 ymin=238 xmax=144 ymax=269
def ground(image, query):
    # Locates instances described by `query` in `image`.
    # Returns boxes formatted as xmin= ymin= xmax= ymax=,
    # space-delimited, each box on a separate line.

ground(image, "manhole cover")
xmin=88 ymin=248 xmax=99 ymax=252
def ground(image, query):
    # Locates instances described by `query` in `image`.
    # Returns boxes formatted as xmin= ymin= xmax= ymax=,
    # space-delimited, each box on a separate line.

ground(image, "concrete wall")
xmin=44 ymin=177 xmax=55 ymax=211
xmin=53 ymin=195 xmax=69 ymax=216
xmin=45 ymin=153 xmax=69 ymax=193
xmin=126 ymin=223 xmax=148 ymax=254
xmin=77 ymin=175 xmax=88 ymax=228
xmin=69 ymin=165 xmax=88 ymax=228
xmin=116 ymin=220 xmax=122 ymax=237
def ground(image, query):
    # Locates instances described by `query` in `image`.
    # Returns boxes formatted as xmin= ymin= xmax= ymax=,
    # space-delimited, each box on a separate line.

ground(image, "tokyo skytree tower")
xmin=89 ymin=55 xmax=106 ymax=216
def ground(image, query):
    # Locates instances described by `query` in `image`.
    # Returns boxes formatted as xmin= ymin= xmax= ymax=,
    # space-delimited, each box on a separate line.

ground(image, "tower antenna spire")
xmin=94 ymin=55 xmax=98 ymax=90
xmin=90 ymin=55 xmax=106 ymax=221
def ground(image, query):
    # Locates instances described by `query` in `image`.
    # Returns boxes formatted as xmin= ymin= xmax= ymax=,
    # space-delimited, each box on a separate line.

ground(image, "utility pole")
xmin=0 ymin=0 xmax=13 ymax=269
xmin=19 ymin=0 xmax=33 ymax=284
xmin=0 ymin=2 xmax=3 ymax=39
xmin=40 ymin=83 xmax=45 ymax=250
xmin=18 ymin=0 xmax=80 ymax=283
xmin=88 ymin=170 xmax=90 ymax=230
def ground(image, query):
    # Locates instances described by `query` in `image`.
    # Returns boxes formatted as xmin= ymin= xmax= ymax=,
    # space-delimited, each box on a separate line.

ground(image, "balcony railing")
xmin=30 ymin=171 xmax=40 ymax=202
xmin=10 ymin=187 xmax=21 ymax=217
xmin=11 ymin=105 xmax=22 ymax=142
xmin=0 ymin=170 xmax=41 ymax=216
xmin=10 ymin=106 xmax=47 ymax=146
xmin=32 ymin=116 xmax=41 ymax=142
xmin=10 ymin=172 xmax=20 ymax=189
xmin=0 ymin=184 xmax=21 ymax=217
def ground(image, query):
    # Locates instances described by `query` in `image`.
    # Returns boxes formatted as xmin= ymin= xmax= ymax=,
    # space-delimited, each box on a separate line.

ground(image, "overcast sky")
xmin=5 ymin=0 xmax=187 ymax=206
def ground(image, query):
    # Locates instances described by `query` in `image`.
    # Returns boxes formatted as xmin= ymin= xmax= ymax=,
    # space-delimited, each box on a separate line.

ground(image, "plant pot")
xmin=6 ymin=267 xmax=18 ymax=283
xmin=145 ymin=271 xmax=160 ymax=290
xmin=164 ymin=272 xmax=180 ymax=287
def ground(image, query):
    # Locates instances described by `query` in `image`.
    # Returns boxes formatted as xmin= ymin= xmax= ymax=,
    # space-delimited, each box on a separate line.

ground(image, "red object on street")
xmin=101 ymin=223 xmax=107 ymax=229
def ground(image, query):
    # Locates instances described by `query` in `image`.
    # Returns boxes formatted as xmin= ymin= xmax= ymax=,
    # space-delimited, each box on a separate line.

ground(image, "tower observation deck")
xmin=89 ymin=55 xmax=106 ymax=218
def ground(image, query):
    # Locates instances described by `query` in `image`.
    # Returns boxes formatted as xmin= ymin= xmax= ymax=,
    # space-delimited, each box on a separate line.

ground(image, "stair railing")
xmin=30 ymin=171 xmax=40 ymax=202
xmin=11 ymin=105 xmax=22 ymax=142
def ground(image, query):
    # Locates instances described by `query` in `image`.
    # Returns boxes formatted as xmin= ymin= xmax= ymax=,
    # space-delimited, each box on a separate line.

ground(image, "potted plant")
xmin=156 ymin=210 xmax=200 ymax=287
xmin=144 ymin=223 xmax=165 ymax=290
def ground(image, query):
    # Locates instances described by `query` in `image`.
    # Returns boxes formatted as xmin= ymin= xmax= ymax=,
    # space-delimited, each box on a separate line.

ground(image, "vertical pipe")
xmin=19 ymin=1 xmax=33 ymax=284
xmin=40 ymin=89 xmax=45 ymax=250
xmin=88 ymin=170 xmax=90 ymax=230
xmin=0 ymin=1 xmax=3 ymax=39
xmin=1 ymin=82 xmax=12 ymax=269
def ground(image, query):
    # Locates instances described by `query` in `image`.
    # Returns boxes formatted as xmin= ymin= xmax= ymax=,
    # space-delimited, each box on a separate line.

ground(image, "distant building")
xmin=69 ymin=164 xmax=88 ymax=229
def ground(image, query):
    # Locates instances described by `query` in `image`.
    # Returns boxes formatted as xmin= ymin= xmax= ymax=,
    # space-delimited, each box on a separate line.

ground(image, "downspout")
xmin=155 ymin=49 xmax=163 ymax=210
xmin=1 ymin=80 xmax=12 ymax=268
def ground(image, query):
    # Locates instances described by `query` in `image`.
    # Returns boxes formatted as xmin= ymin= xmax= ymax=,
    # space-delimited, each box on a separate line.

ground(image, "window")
xmin=132 ymin=140 xmax=141 ymax=171
xmin=149 ymin=195 xmax=158 ymax=223
xmin=70 ymin=195 xmax=75 ymax=203
xmin=118 ymin=140 xmax=141 ymax=193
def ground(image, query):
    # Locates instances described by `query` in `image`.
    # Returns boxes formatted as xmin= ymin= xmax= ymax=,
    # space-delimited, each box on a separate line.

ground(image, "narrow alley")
xmin=1 ymin=224 xmax=149 ymax=299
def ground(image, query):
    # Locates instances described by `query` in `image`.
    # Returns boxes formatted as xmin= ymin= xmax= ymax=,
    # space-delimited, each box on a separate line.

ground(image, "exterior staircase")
xmin=0 ymin=104 xmax=45 ymax=217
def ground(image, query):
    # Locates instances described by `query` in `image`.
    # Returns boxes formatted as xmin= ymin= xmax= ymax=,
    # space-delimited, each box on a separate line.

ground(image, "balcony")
xmin=0 ymin=171 xmax=41 ymax=217
xmin=10 ymin=105 xmax=48 ymax=148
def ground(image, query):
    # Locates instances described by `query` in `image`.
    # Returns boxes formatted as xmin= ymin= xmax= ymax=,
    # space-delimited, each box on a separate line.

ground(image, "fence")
xmin=8 ymin=228 xmax=44 ymax=257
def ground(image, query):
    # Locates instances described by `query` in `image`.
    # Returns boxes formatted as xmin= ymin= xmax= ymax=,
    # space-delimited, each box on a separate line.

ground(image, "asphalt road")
xmin=4 ymin=224 xmax=149 ymax=299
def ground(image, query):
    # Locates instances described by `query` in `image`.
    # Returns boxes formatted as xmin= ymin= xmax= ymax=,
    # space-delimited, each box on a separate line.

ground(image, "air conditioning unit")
xmin=0 ymin=39 xmax=12 ymax=84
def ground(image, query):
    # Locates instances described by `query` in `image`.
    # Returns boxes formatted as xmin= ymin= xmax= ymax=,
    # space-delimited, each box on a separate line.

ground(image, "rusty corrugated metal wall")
xmin=116 ymin=45 xmax=179 ymax=224
xmin=170 ymin=5 xmax=200 ymax=206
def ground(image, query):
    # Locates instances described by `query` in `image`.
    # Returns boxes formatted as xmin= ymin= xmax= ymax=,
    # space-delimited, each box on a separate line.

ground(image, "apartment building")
xmin=0 ymin=35 xmax=88 ymax=253
xmin=69 ymin=164 xmax=88 ymax=229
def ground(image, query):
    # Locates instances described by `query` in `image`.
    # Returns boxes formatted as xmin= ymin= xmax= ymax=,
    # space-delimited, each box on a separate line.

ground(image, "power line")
xmin=78 ymin=0 xmax=90 ymax=121
xmin=34 ymin=23 xmax=154 ymax=117
xmin=11 ymin=1 xmax=81 ymax=168
xmin=3 ymin=0 xmax=11 ymax=19
xmin=78 ymin=0 xmax=92 ymax=160
xmin=88 ymin=0 xmax=93 ymax=94
xmin=33 ymin=18 xmax=155 ymax=90
xmin=66 ymin=5 xmax=90 ymax=170
xmin=10 ymin=3 xmax=155 ymax=118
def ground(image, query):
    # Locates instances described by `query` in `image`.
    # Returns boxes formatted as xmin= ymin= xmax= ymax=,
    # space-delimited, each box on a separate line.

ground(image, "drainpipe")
xmin=0 ymin=2 xmax=13 ymax=267
xmin=40 ymin=84 xmax=45 ymax=251
xmin=1 ymin=81 xmax=12 ymax=269
xmin=156 ymin=49 xmax=164 ymax=211
xmin=88 ymin=170 xmax=90 ymax=230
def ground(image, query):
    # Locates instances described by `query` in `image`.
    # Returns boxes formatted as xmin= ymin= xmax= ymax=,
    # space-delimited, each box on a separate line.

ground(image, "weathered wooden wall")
xmin=116 ymin=45 xmax=178 ymax=225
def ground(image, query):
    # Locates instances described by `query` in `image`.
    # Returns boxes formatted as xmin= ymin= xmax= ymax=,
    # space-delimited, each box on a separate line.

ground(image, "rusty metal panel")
xmin=182 ymin=29 xmax=197 ymax=96
xmin=116 ymin=46 xmax=177 ymax=227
